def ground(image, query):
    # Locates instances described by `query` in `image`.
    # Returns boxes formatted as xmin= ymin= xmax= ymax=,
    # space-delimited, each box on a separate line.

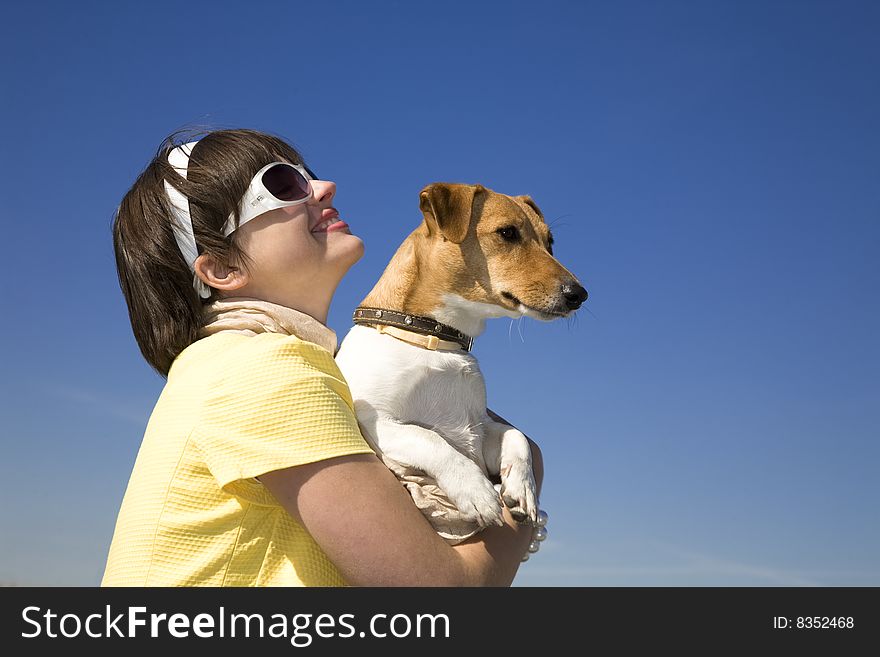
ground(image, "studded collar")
xmin=352 ymin=306 xmax=474 ymax=352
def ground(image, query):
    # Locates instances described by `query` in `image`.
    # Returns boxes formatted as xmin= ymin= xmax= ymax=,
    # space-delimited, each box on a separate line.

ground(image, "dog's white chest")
xmin=335 ymin=325 xmax=489 ymax=462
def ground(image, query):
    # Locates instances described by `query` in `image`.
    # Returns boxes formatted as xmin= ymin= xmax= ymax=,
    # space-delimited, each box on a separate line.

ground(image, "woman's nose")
xmin=310 ymin=179 xmax=336 ymax=205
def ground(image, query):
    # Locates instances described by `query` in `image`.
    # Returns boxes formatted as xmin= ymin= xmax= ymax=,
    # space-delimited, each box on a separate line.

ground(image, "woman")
xmin=104 ymin=128 xmax=542 ymax=586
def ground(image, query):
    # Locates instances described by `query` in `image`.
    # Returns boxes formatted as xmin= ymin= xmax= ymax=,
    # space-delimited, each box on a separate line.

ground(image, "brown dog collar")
xmin=353 ymin=306 xmax=474 ymax=352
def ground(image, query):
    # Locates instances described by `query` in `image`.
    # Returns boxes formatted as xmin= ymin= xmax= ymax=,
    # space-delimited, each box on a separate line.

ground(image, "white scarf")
xmin=198 ymin=297 xmax=338 ymax=355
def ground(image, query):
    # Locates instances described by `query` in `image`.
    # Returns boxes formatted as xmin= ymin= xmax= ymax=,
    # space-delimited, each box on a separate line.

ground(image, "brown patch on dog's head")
xmin=413 ymin=182 xmax=587 ymax=319
xmin=418 ymin=183 xmax=483 ymax=244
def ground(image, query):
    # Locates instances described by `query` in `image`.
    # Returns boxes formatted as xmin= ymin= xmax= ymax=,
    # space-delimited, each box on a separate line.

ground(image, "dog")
xmin=335 ymin=182 xmax=587 ymax=542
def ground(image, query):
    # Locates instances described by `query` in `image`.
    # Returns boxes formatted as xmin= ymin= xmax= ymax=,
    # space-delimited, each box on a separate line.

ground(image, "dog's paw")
xmin=438 ymin=467 xmax=504 ymax=528
xmin=500 ymin=460 xmax=538 ymax=525
xmin=457 ymin=478 xmax=505 ymax=528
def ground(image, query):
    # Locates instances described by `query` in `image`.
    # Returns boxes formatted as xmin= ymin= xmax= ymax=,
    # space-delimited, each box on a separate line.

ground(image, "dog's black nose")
xmin=561 ymin=282 xmax=588 ymax=310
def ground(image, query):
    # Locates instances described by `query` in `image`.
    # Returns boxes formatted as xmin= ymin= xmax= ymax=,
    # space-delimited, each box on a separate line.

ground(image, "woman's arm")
xmin=259 ymin=433 xmax=543 ymax=587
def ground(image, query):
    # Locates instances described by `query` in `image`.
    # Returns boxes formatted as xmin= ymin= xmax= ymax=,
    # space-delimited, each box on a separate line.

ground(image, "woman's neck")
xmin=220 ymin=288 xmax=332 ymax=325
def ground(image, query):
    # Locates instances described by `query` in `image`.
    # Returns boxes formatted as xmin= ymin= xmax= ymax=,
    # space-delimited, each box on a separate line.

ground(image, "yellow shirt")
xmin=101 ymin=332 xmax=374 ymax=587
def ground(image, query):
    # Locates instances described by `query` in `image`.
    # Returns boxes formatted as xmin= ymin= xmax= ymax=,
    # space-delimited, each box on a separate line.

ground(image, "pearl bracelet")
xmin=520 ymin=509 xmax=548 ymax=562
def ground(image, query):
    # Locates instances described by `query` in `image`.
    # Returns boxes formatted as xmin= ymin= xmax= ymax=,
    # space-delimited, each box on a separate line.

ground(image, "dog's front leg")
xmin=356 ymin=404 xmax=504 ymax=528
xmin=483 ymin=410 xmax=538 ymax=524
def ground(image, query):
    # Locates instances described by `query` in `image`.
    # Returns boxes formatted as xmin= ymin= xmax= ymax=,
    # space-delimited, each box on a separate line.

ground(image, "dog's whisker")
xmin=548 ymin=215 xmax=572 ymax=231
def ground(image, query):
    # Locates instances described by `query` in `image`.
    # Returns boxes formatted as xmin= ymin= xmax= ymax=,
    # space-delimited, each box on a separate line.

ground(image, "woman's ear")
xmin=194 ymin=253 xmax=248 ymax=292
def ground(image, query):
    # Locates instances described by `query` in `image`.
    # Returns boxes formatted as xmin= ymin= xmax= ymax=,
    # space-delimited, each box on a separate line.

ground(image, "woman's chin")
xmin=331 ymin=234 xmax=365 ymax=271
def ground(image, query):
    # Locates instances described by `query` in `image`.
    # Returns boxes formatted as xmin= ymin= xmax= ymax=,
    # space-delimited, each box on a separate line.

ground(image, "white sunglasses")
xmin=223 ymin=161 xmax=316 ymax=237
xmin=165 ymin=142 xmax=319 ymax=298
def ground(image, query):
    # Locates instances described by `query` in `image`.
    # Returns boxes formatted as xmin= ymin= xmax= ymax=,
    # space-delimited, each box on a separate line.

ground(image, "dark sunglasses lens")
xmin=262 ymin=164 xmax=310 ymax=202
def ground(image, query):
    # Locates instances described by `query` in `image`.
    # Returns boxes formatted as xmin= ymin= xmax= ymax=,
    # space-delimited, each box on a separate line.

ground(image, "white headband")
xmin=163 ymin=141 xmax=213 ymax=299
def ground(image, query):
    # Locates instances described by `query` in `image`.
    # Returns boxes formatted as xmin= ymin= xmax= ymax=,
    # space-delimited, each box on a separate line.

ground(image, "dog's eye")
xmin=497 ymin=226 xmax=520 ymax=242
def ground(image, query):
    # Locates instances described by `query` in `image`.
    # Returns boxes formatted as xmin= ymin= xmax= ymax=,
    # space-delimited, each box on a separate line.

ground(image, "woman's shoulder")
xmin=170 ymin=331 xmax=346 ymax=392
xmin=195 ymin=333 xmax=357 ymax=420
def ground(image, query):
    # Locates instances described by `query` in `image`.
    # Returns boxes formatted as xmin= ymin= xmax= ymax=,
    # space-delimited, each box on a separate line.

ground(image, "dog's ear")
xmin=419 ymin=183 xmax=484 ymax=244
xmin=515 ymin=195 xmax=544 ymax=219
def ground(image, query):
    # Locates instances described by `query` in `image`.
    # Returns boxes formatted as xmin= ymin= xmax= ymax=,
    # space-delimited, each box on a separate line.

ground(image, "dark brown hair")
xmin=112 ymin=128 xmax=308 ymax=376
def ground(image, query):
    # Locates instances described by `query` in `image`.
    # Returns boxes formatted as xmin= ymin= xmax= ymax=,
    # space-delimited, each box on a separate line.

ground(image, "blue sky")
xmin=1 ymin=0 xmax=877 ymax=586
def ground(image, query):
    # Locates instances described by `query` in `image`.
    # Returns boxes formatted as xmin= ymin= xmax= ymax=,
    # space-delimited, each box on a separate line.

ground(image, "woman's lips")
xmin=326 ymin=220 xmax=349 ymax=233
xmin=311 ymin=217 xmax=349 ymax=233
xmin=311 ymin=209 xmax=342 ymax=232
